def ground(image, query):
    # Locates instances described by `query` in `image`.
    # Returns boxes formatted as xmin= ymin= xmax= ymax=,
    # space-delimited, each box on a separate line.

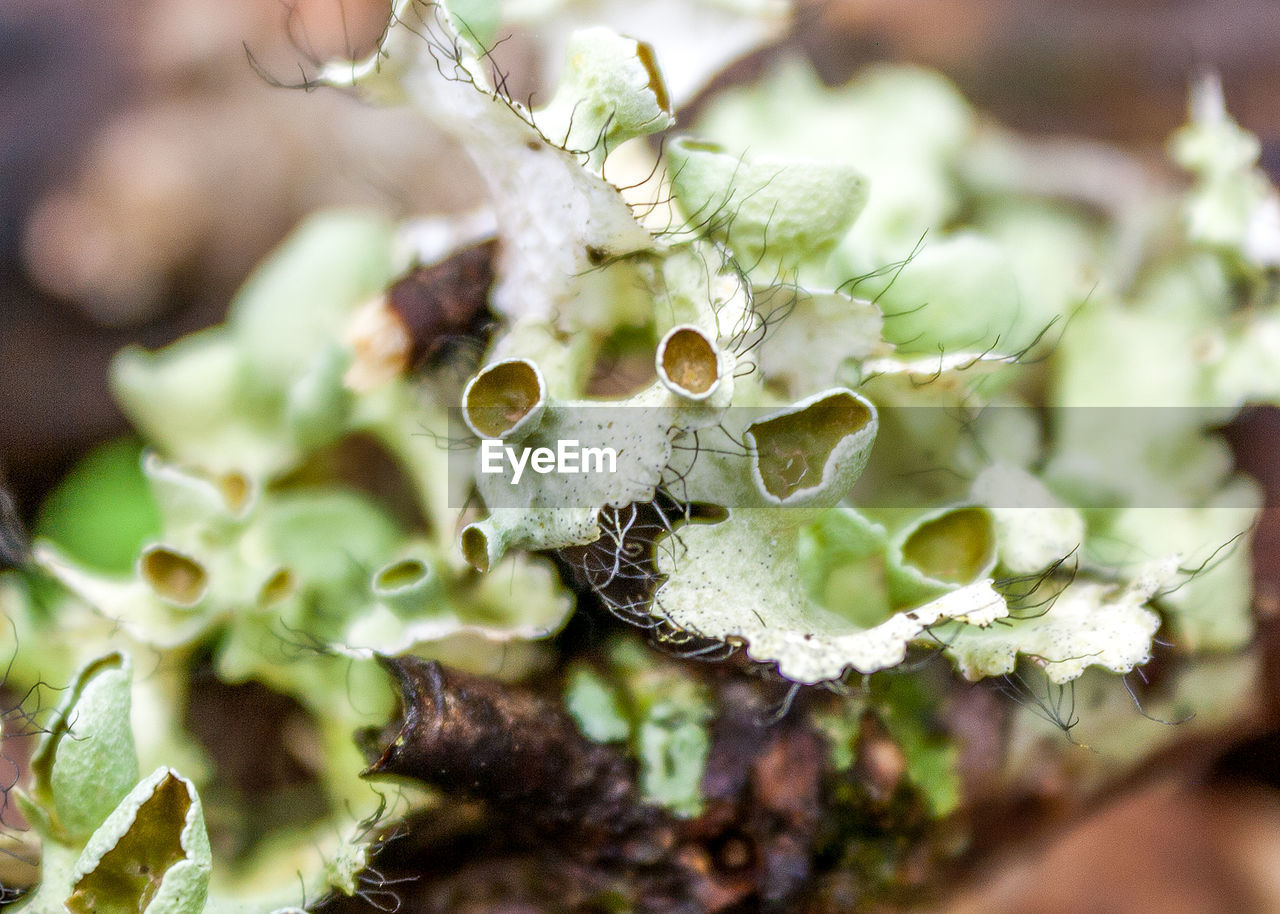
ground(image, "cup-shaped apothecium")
xmin=655 ymin=324 xmax=727 ymax=401
xmin=139 ymin=545 xmax=209 ymax=608
xmin=66 ymin=767 xmax=211 ymax=914
xmin=887 ymin=504 xmax=998 ymax=608
xmin=460 ymin=515 xmax=508 ymax=575
xmin=462 ymin=358 xmax=548 ymax=441
xmin=372 ymin=556 xmax=441 ymax=613
xmin=745 ymin=389 xmax=878 ymax=508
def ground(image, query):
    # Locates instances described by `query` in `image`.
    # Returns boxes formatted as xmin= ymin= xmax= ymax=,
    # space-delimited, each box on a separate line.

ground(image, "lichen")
xmin=9 ymin=0 xmax=1280 ymax=905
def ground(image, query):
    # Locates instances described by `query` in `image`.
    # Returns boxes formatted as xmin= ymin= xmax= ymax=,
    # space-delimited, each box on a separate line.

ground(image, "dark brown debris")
xmin=385 ymin=239 xmax=497 ymax=371
xmin=363 ymin=655 xmax=668 ymax=863
xmin=350 ymin=657 xmax=828 ymax=913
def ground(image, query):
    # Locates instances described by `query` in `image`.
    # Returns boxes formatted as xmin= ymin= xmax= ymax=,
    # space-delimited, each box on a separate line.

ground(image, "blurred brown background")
xmin=3 ymin=1 xmax=1280 ymax=910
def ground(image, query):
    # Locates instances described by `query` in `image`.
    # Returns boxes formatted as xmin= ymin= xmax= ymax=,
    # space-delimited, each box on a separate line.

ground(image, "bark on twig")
xmin=364 ymin=655 xmax=672 ymax=864
xmin=357 ymin=656 xmax=826 ymax=913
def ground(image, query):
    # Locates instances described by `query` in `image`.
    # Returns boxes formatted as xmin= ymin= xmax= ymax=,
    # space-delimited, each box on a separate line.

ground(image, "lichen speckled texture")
xmin=67 ymin=769 xmax=211 ymax=914
xmin=655 ymin=510 xmax=1007 ymax=683
xmin=940 ymin=560 xmax=1170 ymax=684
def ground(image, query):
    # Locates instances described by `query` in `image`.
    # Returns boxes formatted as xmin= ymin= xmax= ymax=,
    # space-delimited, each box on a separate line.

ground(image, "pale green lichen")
xmin=461 ymin=368 xmax=736 ymax=566
xmin=941 ymin=559 xmax=1170 ymax=684
xmin=322 ymin=1 xmax=657 ymax=326
xmin=501 ymin=0 xmax=788 ymax=109
xmin=67 ymin=768 xmax=212 ymax=914
xmin=565 ymin=666 xmax=631 ymax=744
xmin=341 ymin=547 xmax=572 ymax=658
xmin=18 ymin=653 xmax=139 ymax=844
xmin=885 ymin=505 xmax=998 ymax=608
xmin=653 ymin=509 xmax=1005 ymax=684
xmin=462 ymin=358 xmax=549 ymax=440
xmin=536 ymin=28 xmax=674 ymax=172
xmin=10 ymin=648 xmax=387 ymax=914
xmin=1088 ymin=481 xmax=1259 ymax=652
xmin=36 ymin=462 xmax=402 ymax=653
xmin=859 ymin=232 xmax=1026 ymax=355
xmin=666 ymin=138 xmax=868 ymax=267
xmin=754 ymin=286 xmax=883 ymax=395
xmin=112 ymin=212 xmax=397 ymax=477
xmin=1170 ymin=74 xmax=1280 ymax=268
xmin=690 ymin=60 xmax=974 ymax=263
xmin=744 ymin=389 xmax=878 ymax=507
xmin=12 ymin=0 xmax=1280 ymax=902
xmin=565 ymin=640 xmax=714 ymax=817
xmin=970 ymin=463 xmax=1086 ymax=576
